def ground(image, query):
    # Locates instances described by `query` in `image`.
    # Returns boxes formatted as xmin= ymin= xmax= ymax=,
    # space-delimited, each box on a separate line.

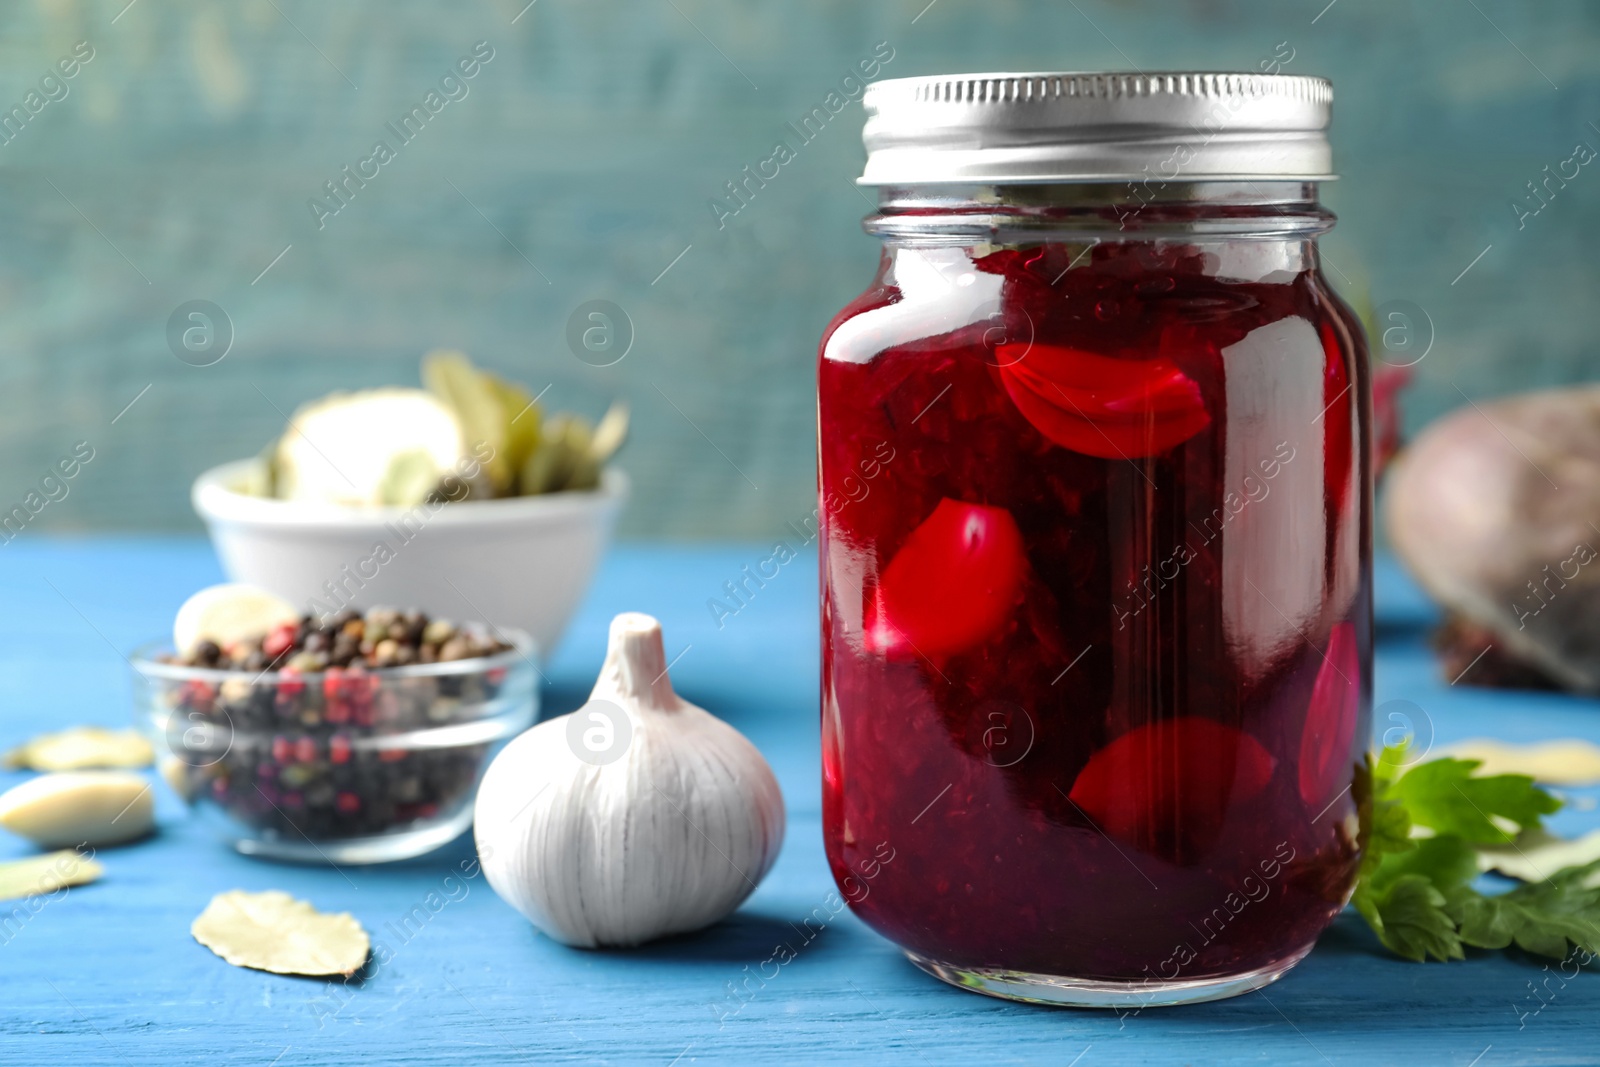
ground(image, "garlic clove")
xmin=160 ymin=755 xmax=199 ymax=802
xmin=0 ymin=771 xmax=154 ymax=848
xmin=173 ymin=583 xmax=299 ymax=658
xmin=475 ymin=612 xmax=785 ymax=948
xmin=3 ymin=726 xmax=154 ymax=771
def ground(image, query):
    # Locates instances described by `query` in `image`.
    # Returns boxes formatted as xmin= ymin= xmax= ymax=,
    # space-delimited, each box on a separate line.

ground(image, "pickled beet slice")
xmin=865 ymin=498 xmax=1025 ymax=660
xmin=1298 ymin=622 xmax=1360 ymax=810
xmin=995 ymin=342 xmax=1211 ymax=459
xmin=1068 ymin=717 xmax=1276 ymax=863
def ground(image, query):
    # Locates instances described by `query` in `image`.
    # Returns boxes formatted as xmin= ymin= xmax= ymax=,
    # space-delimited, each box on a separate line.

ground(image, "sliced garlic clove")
xmin=173 ymin=583 xmax=299 ymax=657
xmin=159 ymin=755 xmax=199 ymax=802
xmin=3 ymin=726 xmax=154 ymax=771
xmin=0 ymin=771 xmax=154 ymax=848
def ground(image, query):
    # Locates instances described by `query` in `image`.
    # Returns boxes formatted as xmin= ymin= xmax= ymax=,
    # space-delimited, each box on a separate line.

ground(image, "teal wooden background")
xmin=0 ymin=0 xmax=1594 ymax=538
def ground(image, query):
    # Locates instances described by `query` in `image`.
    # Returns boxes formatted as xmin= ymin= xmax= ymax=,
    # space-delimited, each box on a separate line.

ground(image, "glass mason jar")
xmin=818 ymin=73 xmax=1371 ymax=1007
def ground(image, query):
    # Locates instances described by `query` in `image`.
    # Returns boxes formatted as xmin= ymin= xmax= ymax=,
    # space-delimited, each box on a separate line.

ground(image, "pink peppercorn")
xmin=276 ymin=665 xmax=305 ymax=700
xmin=329 ymin=735 xmax=352 ymax=765
xmin=262 ymin=622 xmax=298 ymax=660
xmin=323 ymin=666 xmax=352 ymax=723
xmin=181 ymin=680 xmax=216 ymax=713
xmin=293 ymin=737 xmax=317 ymax=763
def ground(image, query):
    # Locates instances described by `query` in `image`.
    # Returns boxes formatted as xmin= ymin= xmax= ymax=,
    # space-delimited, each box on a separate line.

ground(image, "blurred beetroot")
xmin=1387 ymin=386 xmax=1600 ymax=691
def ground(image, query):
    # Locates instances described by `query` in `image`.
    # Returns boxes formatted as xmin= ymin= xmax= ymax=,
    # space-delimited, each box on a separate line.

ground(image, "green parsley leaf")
xmin=1486 ymin=860 xmax=1600 ymax=959
xmin=1389 ymin=758 xmax=1559 ymax=845
xmin=1372 ymin=743 xmax=1411 ymax=790
xmin=1366 ymin=792 xmax=1414 ymax=863
xmin=1356 ymin=749 xmax=1414 ymax=866
xmin=1348 ymin=743 xmax=1600 ymax=965
xmin=1365 ymin=874 xmax=1465 ymax=962
xmin=1369 ymin=835 xmax=1480 ymax=895
xmin=1443 ymin=887 xmax=1522 ymax=951
xmin=1352 ymin=751 xmax=1419 ymax=941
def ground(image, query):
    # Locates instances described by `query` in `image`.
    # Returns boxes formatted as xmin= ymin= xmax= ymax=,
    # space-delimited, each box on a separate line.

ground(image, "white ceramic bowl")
xmin=192 ymin=459 xmax=626 ymax=657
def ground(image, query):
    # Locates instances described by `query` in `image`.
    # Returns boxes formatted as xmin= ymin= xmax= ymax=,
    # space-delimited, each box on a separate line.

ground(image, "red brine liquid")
xmin=819 ymin=238 xmax=1372 ymax=985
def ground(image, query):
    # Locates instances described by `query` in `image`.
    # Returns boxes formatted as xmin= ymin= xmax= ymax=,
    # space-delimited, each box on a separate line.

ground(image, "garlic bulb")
xmin=474 ymin=612 xmax=784 ymax=947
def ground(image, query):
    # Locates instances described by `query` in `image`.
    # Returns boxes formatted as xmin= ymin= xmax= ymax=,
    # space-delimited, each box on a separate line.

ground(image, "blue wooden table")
xmin=1 ymin=539 xmax=1596 ymax=1066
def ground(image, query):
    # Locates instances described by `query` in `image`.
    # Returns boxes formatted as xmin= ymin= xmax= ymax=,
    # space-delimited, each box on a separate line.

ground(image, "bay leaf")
xmin=1437 ymin=738 xmax=1600 ymax=786
xmin=1479 ymin=828 xmax=1600 ymax=883
xmin=192 ymin=890 xmax=369 ymax=978
xmin=0 ymin=849 xmax=103 ymax=902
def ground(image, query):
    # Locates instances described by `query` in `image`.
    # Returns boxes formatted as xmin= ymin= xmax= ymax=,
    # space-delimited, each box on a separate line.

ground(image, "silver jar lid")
xmin=859 ymin=71 xmax=1334 ymax=185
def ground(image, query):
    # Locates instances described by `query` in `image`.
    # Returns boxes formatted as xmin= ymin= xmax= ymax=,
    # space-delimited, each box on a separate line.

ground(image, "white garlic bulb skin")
xmin=474 ymin=612 xmax=785 ymax=948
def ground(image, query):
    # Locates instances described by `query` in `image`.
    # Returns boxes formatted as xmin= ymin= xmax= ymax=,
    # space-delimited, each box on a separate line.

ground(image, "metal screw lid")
xmin=859 ymin=71 xmax=1334 ymax=185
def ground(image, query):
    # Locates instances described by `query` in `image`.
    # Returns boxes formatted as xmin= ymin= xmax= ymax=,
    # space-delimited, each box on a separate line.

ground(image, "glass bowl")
xmin=130 ymin=627 xmax=537 ymax=864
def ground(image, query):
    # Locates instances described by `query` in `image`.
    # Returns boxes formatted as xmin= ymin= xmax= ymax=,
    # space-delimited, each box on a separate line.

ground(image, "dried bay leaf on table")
xmin=1479 ymin=828 xmax=1600 ymax=883
xmin=1436 ymin=738 xmax=1600 ymax=787
xmin=0 ymin=849 xmax=103 ymax=902
xmin=192 ymin=889 xmax=370 ymax=977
